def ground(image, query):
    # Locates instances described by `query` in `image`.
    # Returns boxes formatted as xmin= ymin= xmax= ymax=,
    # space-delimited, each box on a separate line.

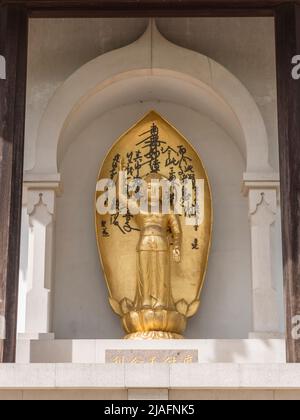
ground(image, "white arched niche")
xmin=28 ymin=21 xmax=273 ymax=177
xmin=54 ymin=102 xmax=252 ymax=339
xmin=20 ymin=20 xmax=283 ymax=340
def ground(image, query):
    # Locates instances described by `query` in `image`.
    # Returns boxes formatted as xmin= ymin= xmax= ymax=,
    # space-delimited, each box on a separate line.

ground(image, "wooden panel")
xmin=0 ymin=4 xmax=28 ymax=363
xmin=275 ymin=3 xmax=300 ymax=363
xmin=28 ymin=9 xmax=273 ymax=19
xmin=0 ymin=0 xmax=297 ymax=7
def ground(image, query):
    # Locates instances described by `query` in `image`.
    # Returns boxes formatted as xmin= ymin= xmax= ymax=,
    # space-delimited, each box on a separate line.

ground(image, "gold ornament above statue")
xmin=95 ymin=111 xmax=212 ymax=339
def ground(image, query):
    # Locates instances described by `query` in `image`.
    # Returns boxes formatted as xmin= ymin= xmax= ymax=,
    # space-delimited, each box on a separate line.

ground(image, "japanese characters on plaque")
xmin=105 ymin=350 xmax=198 ymax=364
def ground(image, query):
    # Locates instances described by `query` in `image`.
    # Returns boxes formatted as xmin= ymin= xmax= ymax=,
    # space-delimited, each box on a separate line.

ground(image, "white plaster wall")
xmin=25 ymin=18 xmax=149 ymax=171
xmin=53 ymin=103 xmax=252 ymax=339
xmin=17 ymin=208 xmax=29 ymax=333
xmin=25 ymin=17 xmax=278 ymax=173
xmin=156 ymin=17 xmax=279 ymax=170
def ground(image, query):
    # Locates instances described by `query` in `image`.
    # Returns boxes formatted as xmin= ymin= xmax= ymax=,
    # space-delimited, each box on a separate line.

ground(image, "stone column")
xmin=243 ymin=180 xmax=282 ymax=338
xmin=20 ymin=183 xmax=59 ymax=339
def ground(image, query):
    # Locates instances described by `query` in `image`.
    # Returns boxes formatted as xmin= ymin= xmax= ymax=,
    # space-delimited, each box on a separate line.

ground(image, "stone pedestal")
xmin=15 ymin=338 xmax=286 ymax=364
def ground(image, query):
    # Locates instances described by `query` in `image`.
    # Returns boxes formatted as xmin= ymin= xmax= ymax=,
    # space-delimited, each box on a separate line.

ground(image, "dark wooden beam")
xmin=0 ymin=0 xmax=293 ymax=18
xmin=27 ymin=8 xmax=273 ymax=19
xmin=0 ymin=4 xmax=28 ymax=363
xmin=275 ymin=3 xmax=300 ymax=363
xmin=0 ymin=0 xmax=298 ymax=6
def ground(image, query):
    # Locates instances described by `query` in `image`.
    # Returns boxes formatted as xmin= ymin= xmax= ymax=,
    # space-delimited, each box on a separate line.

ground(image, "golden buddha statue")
xmin=130 ymin=174 xmax=182 ymax=311
xmin=116 ymin=172 xmax=185 ymax=339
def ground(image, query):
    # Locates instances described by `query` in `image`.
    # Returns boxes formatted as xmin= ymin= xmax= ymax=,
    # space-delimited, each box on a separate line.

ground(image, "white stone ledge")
xmin=170 ymin=364 xmax=300 ymax=389
xmin=0 ymin=364 xmax=300 ymax=390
